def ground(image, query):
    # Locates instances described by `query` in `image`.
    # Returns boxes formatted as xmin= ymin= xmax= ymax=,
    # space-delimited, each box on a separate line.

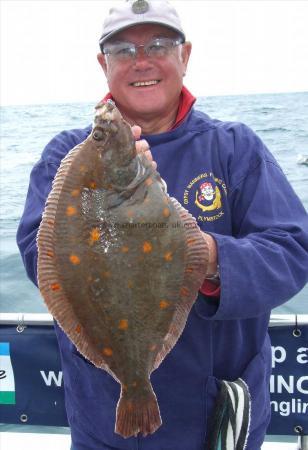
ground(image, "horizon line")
xmin=1 ymin=89 xmax=308 ymax=108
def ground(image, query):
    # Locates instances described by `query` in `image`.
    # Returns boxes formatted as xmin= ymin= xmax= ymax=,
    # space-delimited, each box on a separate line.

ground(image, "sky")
xmin=1 ymin=0 xmax=308 ymax=106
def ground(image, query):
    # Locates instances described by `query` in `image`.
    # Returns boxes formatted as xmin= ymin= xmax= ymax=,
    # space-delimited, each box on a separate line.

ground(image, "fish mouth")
xmin=130 ymin=80 xmax=161 ymax=87
xmin=95 ymin=100 xmax=122 ymax=124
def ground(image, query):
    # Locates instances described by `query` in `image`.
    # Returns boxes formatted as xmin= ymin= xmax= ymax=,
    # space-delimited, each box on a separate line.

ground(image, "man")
xmin=17 ymin=1 xmax=308 ymax=449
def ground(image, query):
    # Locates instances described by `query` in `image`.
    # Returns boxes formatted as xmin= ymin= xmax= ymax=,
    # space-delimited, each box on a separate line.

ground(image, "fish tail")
xmin=115 ymin=382 xmax=162 ymax=438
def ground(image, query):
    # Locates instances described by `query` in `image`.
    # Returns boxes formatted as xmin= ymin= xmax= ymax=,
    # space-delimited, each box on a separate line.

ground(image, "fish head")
xmin=90 ymin=100 xmax=138 ymax=189
xmin=92 ymin=100 xmax=136 ymax=169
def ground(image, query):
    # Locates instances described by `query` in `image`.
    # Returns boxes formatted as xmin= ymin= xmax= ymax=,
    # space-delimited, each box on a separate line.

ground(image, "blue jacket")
xmin=17 ymin=108 xmax=308 ymax=450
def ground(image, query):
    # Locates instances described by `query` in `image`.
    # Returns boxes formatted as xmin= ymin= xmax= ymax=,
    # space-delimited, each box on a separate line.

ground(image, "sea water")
xmin=1 ymin=91 xmax=307 ymax=314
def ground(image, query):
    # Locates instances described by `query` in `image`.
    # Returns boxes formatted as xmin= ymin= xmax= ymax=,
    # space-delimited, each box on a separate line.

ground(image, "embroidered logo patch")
xmin=183 ymin=172 xmax=227 ymax=222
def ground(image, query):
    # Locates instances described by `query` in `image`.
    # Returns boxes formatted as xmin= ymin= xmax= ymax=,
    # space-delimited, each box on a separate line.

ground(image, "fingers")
xmin=202 ymin=232 xmax=218 ymax=275
xmin=136 ymin=140 xmax=157 ymax=168
xmin=137 ymin=142 xmax=157 ymax=170
xmin=132 ymin=127 xmax=157 ymax=170
xmin=141 ymin=148 xmax=157 ymax=170
xmin=135 ymin=139 xmax=150 ymax=154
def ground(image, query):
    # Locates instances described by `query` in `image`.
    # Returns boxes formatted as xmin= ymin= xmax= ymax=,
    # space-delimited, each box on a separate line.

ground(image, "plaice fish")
xmin=37 ymin=100 xmax=209 ymax=438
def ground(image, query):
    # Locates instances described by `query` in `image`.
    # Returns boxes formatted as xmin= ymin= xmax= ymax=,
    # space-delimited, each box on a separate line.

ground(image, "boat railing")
xmin=0 ymin=312 xmax=307 ymax=326
xmin=0 ymin=313 xmax=307 ymax=449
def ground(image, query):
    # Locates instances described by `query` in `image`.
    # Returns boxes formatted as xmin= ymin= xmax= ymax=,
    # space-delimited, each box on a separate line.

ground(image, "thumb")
xmin=131 ymin=125 xmax=142 ymax=140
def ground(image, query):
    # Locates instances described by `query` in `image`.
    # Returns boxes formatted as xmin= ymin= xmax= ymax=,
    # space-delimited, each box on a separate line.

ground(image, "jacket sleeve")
xmin=205 ymin=124 xmax=308 ymax=320
xmin=16 ymin=128 xmax=88 ymax=286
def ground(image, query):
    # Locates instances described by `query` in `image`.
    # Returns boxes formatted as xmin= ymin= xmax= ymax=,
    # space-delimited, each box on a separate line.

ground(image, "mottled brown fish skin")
xmin=37 ymin=100 xmax=209 ymax=438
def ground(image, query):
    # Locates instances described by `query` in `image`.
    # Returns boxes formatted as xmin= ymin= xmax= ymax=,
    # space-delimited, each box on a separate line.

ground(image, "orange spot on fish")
xmin=70 ymin=254 xmax=81 ymax=265
xmin=75 ymin=324 xmax=82 ymax=334
xmin=46 ymin=250 xmax=54 ymax=257
xmin=47 ymin=219 xmax=54 ymax=226
xmin=89 ymin=181 xmax=97 ymax=189
xmin=51 ymin=283 xmax=61 ymax=291
xmin=185 ymin=267 xmax=194 ymax=274
xmin=102 ymin=347 xmax=113 ymax=357
xmin=66 ymin=205 xmax=77 ymax=216
xmin=127 ymin=210 xmax=134 ymax=218
xmin=145 ymin=177 xmax=153 ymax=186
xmin=164 ymin=251 xmax=173 ymax=262
xmin=143 ymin=241 xmax=152 ymax=253
xmin=127 ymin=280 xmax=133 ymax=289
xmin=159 ymin=300 xmax=170 ymax=309
xmin=118 ymin=319 xmax=128 ymax=330
xmin=163 ymin=207 xmax=170 ymax=217
xmin=121 ymin=245 xmax=129 ymax=253
xmin=102 ymin=271 xmax=111 ymax=279
xmin=180 ymin=287 xmax=189 ymax=297
xmin=79 ymin=165 xmax=86 ymax=173
xmin=149 ymin=344 xmax=157 ymax=352
xmin=71 ymin=189 xmax=80 ymax=197
xmin=187 ymin=238 xmax=196 ymax=246
xmin=89 ymin=227 xmax=100 ymax=243
xmin=127 ymin=400 xmax=133 ymax=412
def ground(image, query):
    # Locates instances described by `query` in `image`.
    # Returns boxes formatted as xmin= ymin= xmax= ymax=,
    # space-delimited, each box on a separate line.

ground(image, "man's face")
xmin=97 ymin=24 xmax=191 ymax=121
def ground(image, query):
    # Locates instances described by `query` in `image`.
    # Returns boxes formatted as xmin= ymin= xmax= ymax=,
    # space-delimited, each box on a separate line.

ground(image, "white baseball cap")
xmin=99 ymin=0 xmax=185 ymax=47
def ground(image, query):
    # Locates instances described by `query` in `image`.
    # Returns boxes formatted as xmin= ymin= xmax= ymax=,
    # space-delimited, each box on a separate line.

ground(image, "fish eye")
xmin=93 ymin=129 xmax=104 ymax=141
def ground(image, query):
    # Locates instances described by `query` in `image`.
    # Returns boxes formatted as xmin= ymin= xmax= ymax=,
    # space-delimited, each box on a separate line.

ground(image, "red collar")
xmin=102 ymin=86 xmax=196 ymax=131
xmin=174 ymin=86 xmax=196 ymax=128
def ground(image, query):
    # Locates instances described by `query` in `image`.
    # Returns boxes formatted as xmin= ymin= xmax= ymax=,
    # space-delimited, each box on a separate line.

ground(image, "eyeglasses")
xmin=102 ymin=37 xmax=184 ymax=61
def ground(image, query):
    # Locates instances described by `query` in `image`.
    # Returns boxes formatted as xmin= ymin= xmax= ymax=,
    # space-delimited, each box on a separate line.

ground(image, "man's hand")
xmin=202 ymin=232 xmax=218 ymax=277
xmin=131 ymin=125 xmax=157 ymax=170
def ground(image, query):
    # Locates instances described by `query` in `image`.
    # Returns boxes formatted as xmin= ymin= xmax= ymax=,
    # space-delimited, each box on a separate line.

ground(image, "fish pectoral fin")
xmin=115 ymin=382 xmax=162 ymax=438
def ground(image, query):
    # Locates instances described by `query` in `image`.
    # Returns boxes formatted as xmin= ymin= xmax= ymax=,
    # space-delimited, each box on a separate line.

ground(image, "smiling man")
xmin=16 ymin=1 xmax=308 ymax=450
xmin=97 ymin=22 xmax=191 ymax=134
